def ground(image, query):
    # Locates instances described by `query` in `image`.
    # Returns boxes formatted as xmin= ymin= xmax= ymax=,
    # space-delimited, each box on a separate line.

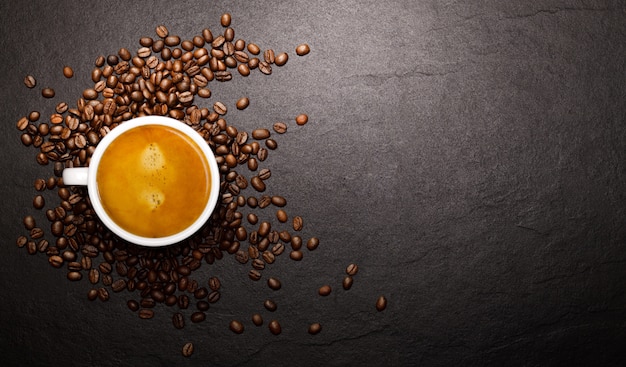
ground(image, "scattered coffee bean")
xmin=274 ymin=52 xmax=288 ymax=66
xmin=236 ymin=97 xmax=249 ymax=110
xmin=346 ymin=263 xmax=359 ymax=276
xmin=181 ymin=342 xmax=194 ymax=357
xmin=267 ymin=277 xmax=281 ymax=290
xmin=190 ymin=311 xmax=206 ymax=323
xmin=155 ymin=25 xmax=169 ymax=38
xmin=292 ymin=216 xmax=303 ymax=231
xmin=273 ymin=122 xmax=287 ymax=134
xmin=276 ymin=209 xmax=288 ymax=223
xmin=41 ymin=88 xmax=55 ymax=98
xmin=252 ymin=313 xmax=263 ymax=326
xmin=308 ymin=323 xmax=322 ymax=335
xmin=289 ymin=250 xmax=303 ymax=261
xmin=24 ymin=75 xmax=37 ymax=88
xmin=318 ymin=285 xmax=331 ymax=296
xmin=376 ymin=295 xmax=387 ymax=311
xmin=342 ymin=276 xmax=353 ymax=290
xmin=268 ymin=320 xmax=281 ymax=335
xmin=63 ymin=66 xmax=74 ymax=78
xmin=295 ymin=113 xmax=308 ymax=126
xmin=127 ymin=300 xmax=140 ymax=312
xmin=264 ymin=299 xmax=277 ymax=312
xmin=229 ymin=320 xmax=244 ymax=334
xmin=306 ymin=237 xmax=319 ymax=251
xmin=172 ymin=312 xmax=185 ymax=329
xmin=221 ymin=13 xmax=232 ymax=27
xmin=33 ymin=195 xmax=45 ymax=209
xmin=296 ymin=43 xmax=311 ymax=56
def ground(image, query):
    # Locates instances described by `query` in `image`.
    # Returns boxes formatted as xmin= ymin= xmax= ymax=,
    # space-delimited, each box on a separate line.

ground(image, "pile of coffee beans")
xmin=15 ymin=13 xmax=385 ymax=359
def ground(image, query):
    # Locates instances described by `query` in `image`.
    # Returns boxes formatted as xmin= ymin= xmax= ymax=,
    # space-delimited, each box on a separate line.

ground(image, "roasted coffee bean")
xmin=66 ymin=271 xmax=82 ymax=281
xmin=290 ymin=236 xmax=302 ymax=250
xmin=23 ymin=215 xmax=36 ymax=230
xmin=252 ymin=258 xmax=265 ymax=270
xmin=271 ymin=242 xmax=285 ymax=256
xmin=182 ymin=342 xmax=194 ymax=357
xmin=229 ymin=320 xmax=244 ymax=334
xmin=308 ymin=323 xmax=322 ymax=335
xmin=250 ymin=176 xmax=266 ymax=192
xmin=112 ymin=279 xmax=126 ymax=292
xmin=346 ymin=263 xmax=359 ymax=276
xmin=196 ymin=300 xmax=210 ymax=311
xmin=274 ymin=52 xmax=288 ymax=66
xmin=88 ymin=268 xmax=100 ymax=284
xmin=263 ymin=49 xmax=275 ymax=64
xmin=258 ymin=168 xmax=271 ymax=180
xmin=251 ymin=313 xmax=263 ymax=326
xmin=258 ymin=61 xmax=272 ymax=75
xmin=296 ymin=43 xmax=311 ymax=56
xmin=190 ymin=311 xmax=206 ymax=323
xmin=318 ymin=285 xmax=331 ymax=296
xmin=208 ymin=277 xmax=221 ymax=291
xmin=262 ymin=251 xmax=275 ymax=264
xmin=267 ymin=277 xmax=281 ymax=290
xmin=16 ymin=235 xmax=28 ymax=248
xmin=306 ymin=237 xmax=320 ymax=251
xmin=295 ymin=113 xmax=309 ymax=125
xmin=155 ymin=25 xmax=169 ymax=38
xmin=265 ymin=139 xmax=277 ymax=150
xmin=263 ymin=299 xmax=278 ymax=312
xmin=213 ymin=101 xmax=227 ymax=115
xmin=127 ymin=299 xmax=140 ymax=312
xmin=98 ymin=288 xmax=109 ymax=302
xmin=63 ymin=66 xmax=74 ymax=78
xmin=248 ymin=269 xmax=261 ymax=281
xmin=292 ymin=216 xmax=303 ymax=231
xmin=236 ymin=97 xmax=249 ymax=110
xmin=139 ymin=309 xmax=154 ymax=319
xmin=48 ymin=255 xmax=63 ymax=268
xmin=24 ymin=75 xmax=37 ymax=88
xmin=178 ymin=294 xmax=190 ymax=309
xmin=268 ymin=320 xmax=281 ymax=335
xmin=251 ymin=128 xmax=270 ymax=140
xmin=32 ymin=195 xmax=45 ymax=209
xmin=208 ymin=290 xmax=220 ymax=303
xmin=273 ymin=122 xmax=287 ymax=134
xmin=376 ymin=296 xmax=387 ymax=311
xmin=87 ymin=288 xmax=98 ymax=301
xmin=342 ymin=276 xmax=354 ymax=290
xmin=220 ymin=13 xmax=232 ymax=27
xmin=173 ymin=312 xmax=185 ymax=329
xmin=30 ymin=227 xmax=44 ymax=239
xmin=290 ymin=250 xmax=303 ymax=261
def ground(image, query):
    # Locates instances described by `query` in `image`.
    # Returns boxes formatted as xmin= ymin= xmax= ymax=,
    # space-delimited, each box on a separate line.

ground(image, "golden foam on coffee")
xmin=96 ymin=124 xmax=211 ymax=238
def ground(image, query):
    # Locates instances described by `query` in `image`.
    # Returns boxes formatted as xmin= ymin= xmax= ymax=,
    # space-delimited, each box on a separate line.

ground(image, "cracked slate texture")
xmin=0 ymin=1 xmax=625 ymax=366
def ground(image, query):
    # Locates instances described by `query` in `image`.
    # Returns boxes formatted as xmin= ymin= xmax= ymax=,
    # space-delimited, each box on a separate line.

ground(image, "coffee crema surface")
xmin=96 ymin=124 xmax=211 ymax=238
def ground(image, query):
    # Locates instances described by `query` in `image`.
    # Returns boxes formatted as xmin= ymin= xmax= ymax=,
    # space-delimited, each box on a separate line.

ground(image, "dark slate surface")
xmin=1 ymin=1 xmax=625 ymax=366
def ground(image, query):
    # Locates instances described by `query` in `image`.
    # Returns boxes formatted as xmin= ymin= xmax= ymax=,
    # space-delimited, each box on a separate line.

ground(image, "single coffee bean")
xmin=250 ymin=176 xmax=266 ymax=192
xmin=292 ymin=216 xmax=303 ymax=231
xmin=229 ymin=320 xmax=244 ymax=334
xmin=258 ymin=168 xmax=271 ymax=180
xmin=295 ymin=113 xmax=309 ymax=125
xmin=236 ymin=97 xmax=249 ymax=110
xmin=16 ymin=235 xmax=28 ymax=248
xmin=155 ymin=25 xmax=169 ymax=38
xmin=271 ymin=243 xmax=285 ymax=256
xmin=87 ymin=289 xmax=98 ymax=301
xmin=376 ymin=295 xmax=387 ymax=311
xmin=127 ymin=299 xmax=140 ymax=311
xmin=33 ymin=195 xmax=45 ymax=209
xmin=342 ymin=276 xmax=354 ymax=290
xmin=306 ymin=237 xmax=320 ymax=251
xmin=268 ymin=320 xmax=281 ymax=335
xmin=258 ymin=61 xmax=272 ymax=75
xmin=267 ymin=277 xmax=281 ymax=290
xmin=290 ymin=250 xmax=303 ymax=261
xmin=296 ymin=43 xmax=311 ymax=56
xmin=41 ymin=88 xmax=55 ymax=98
xmin=274 ymin=52 xmax=288 ymax=66
xmin=24 ymin=75 xmax=37 ymax=88
xmin=181 ymin=342 xmax=193 ymax=357
xmin=30 ymin=227 xmax=44 ymax=239
xmin=208 ymin=276 xmax=221 ymax=291
xmin=308 ymin=323 xmax=322 ymax=335
xmin=221 ymin=13 xmax=232 ymax=27
xmin=88 ymin=268 xmax=99 ymax=284
xmin=48 ymin=255 xmax=63 ymax=268
xmin=63 ymin=66 xmax=74 ymax=78
xmin=196 ymin=300 xmax=210 ymax=311
xmin=190 ymin=311 xmax=206 ymax=323
xmin=346 ymin=263 xmax=359 ymax=276
xmin=248 ymin=269 xmax=262 ymax=281
xmin=208 ymin=290 xmax=220 ymax=303
xmin=252 ymin=128 xmax=270 ymax=140
xmin=213 ymin=101 xmax=227 ymax=115
xmin=173 ymin=312 xmax=185 ymax=329
xmin=318 ymin=285 xmax=331 ymax=296
xmin=23 ymin=215 xmax=36 ymax=230
xmin=252 ymin=313 xmax=263 ymax=326
xmin=273 ymin=122 xmax=287 ymax=134
xmin=67 ymin=271 xmax=82 ymax=281
xmin=291 ymin=236 xmax=302 ymax=250
xmin=112 ymin=279 xmax=126 ymax=292
xmin=263 ymin=49 xmax=275 ymax=64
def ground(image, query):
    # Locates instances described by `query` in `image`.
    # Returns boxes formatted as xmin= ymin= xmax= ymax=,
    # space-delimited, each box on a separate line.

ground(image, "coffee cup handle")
xmin=62 ymin=167 xmax=89 ymax=186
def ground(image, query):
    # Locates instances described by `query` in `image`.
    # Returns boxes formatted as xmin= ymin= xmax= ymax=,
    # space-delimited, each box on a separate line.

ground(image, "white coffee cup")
xmin=63 ymin=116 xmax=220 ymax=247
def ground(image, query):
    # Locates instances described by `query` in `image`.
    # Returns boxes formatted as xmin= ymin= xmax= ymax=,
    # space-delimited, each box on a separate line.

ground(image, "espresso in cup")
xmin=97 ymin=124 xmax=211 ymax=237
xmin=63 ymin=116 xmax=220 ymax=247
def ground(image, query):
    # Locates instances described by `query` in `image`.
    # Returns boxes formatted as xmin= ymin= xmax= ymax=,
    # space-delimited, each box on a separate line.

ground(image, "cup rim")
xmin=87 ymin=115 xmax=220 ymax=247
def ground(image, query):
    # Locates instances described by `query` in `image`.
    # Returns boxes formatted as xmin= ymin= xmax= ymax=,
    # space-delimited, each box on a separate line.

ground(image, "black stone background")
xmin=1 ymin=1 xmax=625 ymax=366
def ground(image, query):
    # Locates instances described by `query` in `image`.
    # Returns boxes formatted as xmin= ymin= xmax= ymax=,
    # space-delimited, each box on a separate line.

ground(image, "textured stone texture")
xmin=1 ymin=1 xmax=625 ymax=366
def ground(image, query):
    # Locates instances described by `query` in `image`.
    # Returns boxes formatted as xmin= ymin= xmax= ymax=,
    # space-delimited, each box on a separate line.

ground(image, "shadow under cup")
xmin=65 ymin=116 xmax=220 ymax=247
